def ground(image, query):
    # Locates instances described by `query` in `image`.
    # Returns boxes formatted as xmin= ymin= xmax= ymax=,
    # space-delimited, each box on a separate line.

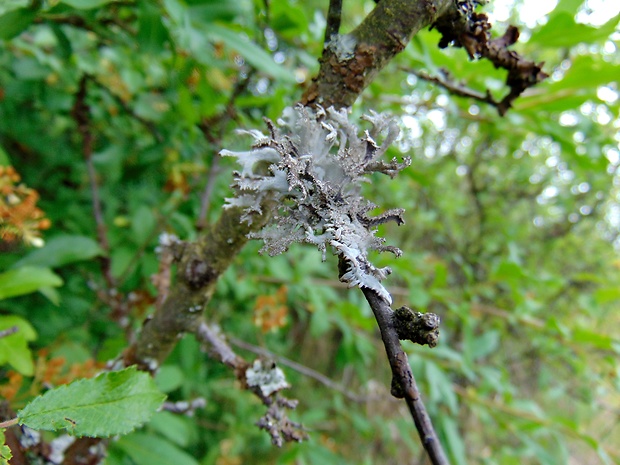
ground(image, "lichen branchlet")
xmin=393 ymin=306 xmax=440 ymax=348
xmin=221 ymin=105 xmax=410 ymax=304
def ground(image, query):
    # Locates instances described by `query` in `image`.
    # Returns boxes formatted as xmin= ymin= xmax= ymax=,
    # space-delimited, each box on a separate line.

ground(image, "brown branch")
xmin=122 ymin=201 xmax=275 ymax=371
xmin=302 ymin=0 xmax=454 ymax=109
xmin=433 ymin=7 xmax=548 ymax=115
xmin=362 ymin=288 xmax=450 ymax=465
xmin=323 ymin=0 xmax=343 ymax=44
xmin=194 ymin=321 xmax=308 ymax=446
xmin=404 ymin=67 xmax=501 ymax=109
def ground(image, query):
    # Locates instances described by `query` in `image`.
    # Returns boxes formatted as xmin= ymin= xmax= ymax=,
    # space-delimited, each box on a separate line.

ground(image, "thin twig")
xmin=197 ymin=70 xmax=256 ymax=230
xmin=0 ymin=417 xmax=18 ymax=429
xmin=0 ymin=326 xmax=18 ymax=339
xmin=72 ymin=76 xmax=116 ymax=291
xmin=403 ymin=67 xmax=500 ymax=110
xmin=194 ymin=321 xmax=308 ymax=446
xmin=324 ymin=0 xmax=343 ymax=44
xmin=361 ymin=288 xmax=450 ymax=465
xmin=162 ymin=398 xmax=207 ymax=415
xmin=228 ymin=336 xmax=375 ymax=403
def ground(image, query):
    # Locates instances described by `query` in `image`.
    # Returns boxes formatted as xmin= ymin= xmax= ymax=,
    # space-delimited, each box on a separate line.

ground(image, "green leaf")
xmin=0 ymin=430 xmax=12 ymax=465
xmin=0 ymin=315 xmax=37 ymax=376
xmin=439 ymin=416 xmax=467 ymax=465
xmin=13 ymin=235 xmax=104 ymax=269
xmin=60 ymin=0 xmax=112 ymax=9
xmin=206 ymin=24 xmax=296 ymax=83
xmin=0 ymin=267 xmax=63 ymax=300
xmin=0 ymin=145 xmax=10 ymax=165
xmin=137 ymin=2 xmax=170 ymax=54
xmin=0 ymin=7 xmax=36 ymax=40
xmin=18 ymin=366 xmax=166 ymax=437
xmin=148 ymin=411 xmax=192 ymax=447
xmin=529 ymin=12 xmax=619 ymax=47
xmin=115 ymin=432 xmax=199 ymax=465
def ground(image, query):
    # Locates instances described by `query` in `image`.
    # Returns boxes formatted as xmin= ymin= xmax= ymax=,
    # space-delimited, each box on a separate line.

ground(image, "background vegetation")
xmin=0 ymin=0 xmax=619 ymax=464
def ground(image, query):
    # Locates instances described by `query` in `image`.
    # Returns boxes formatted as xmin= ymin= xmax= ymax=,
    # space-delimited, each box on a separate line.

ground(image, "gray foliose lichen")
xmin=220 ymin=105 xmax=410 ymax=304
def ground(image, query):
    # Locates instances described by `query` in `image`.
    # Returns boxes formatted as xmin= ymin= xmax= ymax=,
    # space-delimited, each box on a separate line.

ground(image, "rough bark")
xmin=302 ymin=0 xmax=453 ymax=109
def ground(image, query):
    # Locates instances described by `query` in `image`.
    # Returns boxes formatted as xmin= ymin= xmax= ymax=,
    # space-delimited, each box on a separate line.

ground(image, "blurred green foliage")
xmin=1 ymin=0 xmax=619 ymax=464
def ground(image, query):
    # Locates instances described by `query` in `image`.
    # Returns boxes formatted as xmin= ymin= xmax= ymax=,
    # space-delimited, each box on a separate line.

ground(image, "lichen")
xmin=246 ymin=359 xmax=290 ymax=397
xmin=221 ymin=105 xmax=410 ymax=304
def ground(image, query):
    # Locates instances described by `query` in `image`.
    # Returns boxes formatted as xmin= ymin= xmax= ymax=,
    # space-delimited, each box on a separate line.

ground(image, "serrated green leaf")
xmin=18 ymin=366 xmax=166 ymax=437
xmin=13 ymin=235 xmax=104 ymax=269
xmin=0 ymin=267 xmax=63 ymax=300
xmin=116 ymin=432 xmax=199 ymax=465
xmin=206 ymin=24 xmax=295 ymax=83
xmin=0 ymin=315 xmax=37 ymax=375
xmin=0 ymin=7 xmax=36 ymax=40
xmin=0 ymin=430 xmax=12 ymax=465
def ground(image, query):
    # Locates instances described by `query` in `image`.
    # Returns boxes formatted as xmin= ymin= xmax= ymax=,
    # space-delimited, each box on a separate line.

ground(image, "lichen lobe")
xmin=221 ymin=105 xmax=410 ymax=304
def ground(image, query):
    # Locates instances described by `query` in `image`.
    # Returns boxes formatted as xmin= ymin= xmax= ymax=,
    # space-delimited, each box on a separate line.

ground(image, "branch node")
xmin=393 ymin=306 xmax=440 ymax=347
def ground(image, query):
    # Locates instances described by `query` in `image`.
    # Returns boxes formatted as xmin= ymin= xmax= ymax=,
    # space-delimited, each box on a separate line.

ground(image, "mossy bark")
xmin=302 ymin=0 xmax=453 ymax=109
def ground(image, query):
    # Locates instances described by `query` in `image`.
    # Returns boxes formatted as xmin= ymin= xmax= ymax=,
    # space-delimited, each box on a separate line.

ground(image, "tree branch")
xmin=362 ymin=288 xmax=449 ymax=465
xmin=122 ymin=202 xmax=275 ymax=371
xmin=323 ymin=0 xmax=343 ymax=44
xmin=433 ymin=10 xmax=548 ymax=115
xmin=303 ymin=0 xmax=453 ymax=109
xmin=403 ymin=66 xmax=501 ymax=109
xmin=194 ymin=321 xmax=307 ymax=446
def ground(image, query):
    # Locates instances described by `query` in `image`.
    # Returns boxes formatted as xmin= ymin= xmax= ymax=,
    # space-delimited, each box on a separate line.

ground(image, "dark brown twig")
xmin=72 ymin=76 xmax=116 ymax=291
xmin=432 ymin=8 xmax=548 ymax=115
xmin=403 ymin=67 xmax=500 ymax=109
xmin=362 ymin=288 xmax=450 ymax=465
xmin=324 ymin=0 xmax=343 ymax=44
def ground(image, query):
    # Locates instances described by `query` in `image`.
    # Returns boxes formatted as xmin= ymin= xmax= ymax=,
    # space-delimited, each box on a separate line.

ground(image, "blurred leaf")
xmin=60 ymin=0 xmax=112 ymax=9
xmin=0 ymin=315 xmax=37 ymax=375
xmin=14 ymin=235 xmax=104 ymax=269
xmin=529 ymin=13 xmax=619 ymax=47
xmin=0 ymin=267 xmax=63 ymax=300
xmin=137 ymin=2 xmax=170 ymax=54
xmin=115 ymin=432 xmax=199 ymax=465
xmin=18 ymin=367 xmax=166 ymax=437
xmin=471 ymin=330 xmax=499 ymax=361
xmin=0 ymin=430 xmax=12 ymax=465
xmin=0 ymin=145 xmax=10 ymax=165
xmin=131 ymin=205 xmax=157 ymax=245
xmin=154 ymin=365 xmax=185 ymax=393
xmin=439 ymin=416 xmax=467 ymax=465
xmin=148 ymin=411 xmax=193 ymax=447
xmin=0 ymin=7 xmax=36 ymax=40
xmin=206 ymin=24 xmax=296 ymax=83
